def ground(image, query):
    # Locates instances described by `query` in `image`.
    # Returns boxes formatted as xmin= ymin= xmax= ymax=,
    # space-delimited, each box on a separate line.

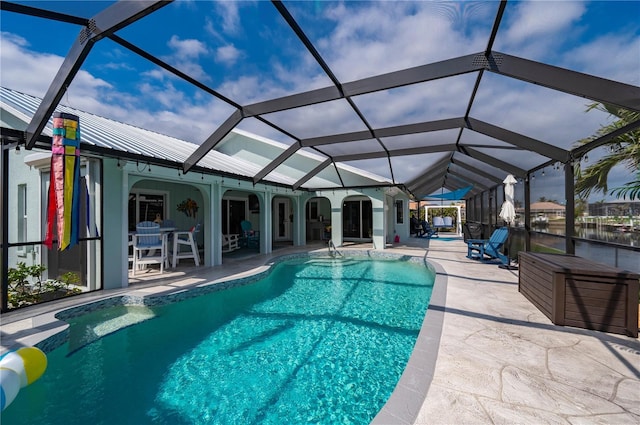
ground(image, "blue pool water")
xmin=2 ymin=256 xmax=434 ymax=425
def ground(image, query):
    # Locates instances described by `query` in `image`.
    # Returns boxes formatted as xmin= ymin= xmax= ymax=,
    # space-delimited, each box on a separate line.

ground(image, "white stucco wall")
xmin=6 ymin=148 xmax=45 ymax=271
xmin=102 ymin=158 xmax=128 ymax=289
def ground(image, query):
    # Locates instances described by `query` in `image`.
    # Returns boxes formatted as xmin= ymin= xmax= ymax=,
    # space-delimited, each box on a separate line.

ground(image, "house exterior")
xmin=1 ymin=87 xmax=412 ymax=301
xmin=587 ymin=201 xmax=640 ymax=218
xmin=528 ymin=201 xmax=566 ymax=222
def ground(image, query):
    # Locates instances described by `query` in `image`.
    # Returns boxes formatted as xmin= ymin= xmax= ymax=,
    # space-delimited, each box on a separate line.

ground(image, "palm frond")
xmin=609 ymin=172 xmax=640 ymax=200
xmin=574 ymin=103 xmax=640 ymax=199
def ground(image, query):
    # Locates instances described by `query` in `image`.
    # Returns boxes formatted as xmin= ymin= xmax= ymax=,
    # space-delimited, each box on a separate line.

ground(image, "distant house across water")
xmin=519 ymin=202 xmax=566 ymax=225
xmin=588 ymin=201 xmax=640 ymax=217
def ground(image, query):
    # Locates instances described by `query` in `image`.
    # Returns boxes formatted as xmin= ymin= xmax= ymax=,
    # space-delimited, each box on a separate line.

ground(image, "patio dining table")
xmin=129 ymin=227 xmax=176 ymax=270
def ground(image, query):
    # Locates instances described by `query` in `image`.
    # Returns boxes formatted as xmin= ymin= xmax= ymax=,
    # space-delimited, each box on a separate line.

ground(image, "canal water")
xmin=527 ymin=225 xmax=640 ymax=273
xmin=535 ymin=225 xmax=640 ymax=247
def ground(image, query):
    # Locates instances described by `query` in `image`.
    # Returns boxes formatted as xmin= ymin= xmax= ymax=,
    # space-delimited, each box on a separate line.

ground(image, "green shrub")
xmin=7 ymin=262 xmax=81 ymax=309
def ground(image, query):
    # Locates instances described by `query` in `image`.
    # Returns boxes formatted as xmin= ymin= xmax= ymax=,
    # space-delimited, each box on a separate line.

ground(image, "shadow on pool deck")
xmin=2 ymin=236 xmax=639 ymax=424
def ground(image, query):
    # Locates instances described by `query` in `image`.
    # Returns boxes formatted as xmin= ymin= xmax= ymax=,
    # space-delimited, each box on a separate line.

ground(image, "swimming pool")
xmin=2 ymin=255 xmax=435 ymax=425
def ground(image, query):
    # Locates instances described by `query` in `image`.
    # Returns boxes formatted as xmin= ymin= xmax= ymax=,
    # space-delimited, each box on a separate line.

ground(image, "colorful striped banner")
xmin=44 ymin=112 xmax=81 ymax=251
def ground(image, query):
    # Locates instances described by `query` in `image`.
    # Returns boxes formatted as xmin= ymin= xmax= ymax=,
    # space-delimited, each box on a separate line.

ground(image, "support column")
xmin=565 ymin=162 xmax=575 ymax=254
xmin=210 ymin=182 xmax=222 ymax=266
xmin=261 ymin=192 xmax=273 ymax=254
xmin=120 ymin=167 xmax=129 ymax=287
xmin=371 ymin=197 xmax=386 ymax=250
xmin=330 ymin=198 xmax=343 ymax=247
xmin=292 ymin=196 xmax=305 ymax=246
xmin=102 ymin=159 xmax=127 ymax=290
xmin=1 ymin=143 xmax=9 ymax=312
xmin=525 ymin=175 xmax=531 ymax=251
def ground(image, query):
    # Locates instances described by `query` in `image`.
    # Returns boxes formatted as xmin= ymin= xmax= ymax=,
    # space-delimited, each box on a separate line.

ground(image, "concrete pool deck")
xmin=1 ymin=237 xmax=639 ymax=424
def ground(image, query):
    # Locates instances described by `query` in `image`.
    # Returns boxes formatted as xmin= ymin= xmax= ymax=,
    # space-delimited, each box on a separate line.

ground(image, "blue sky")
xmin=1 ymin=0 xmax=639 ymax=202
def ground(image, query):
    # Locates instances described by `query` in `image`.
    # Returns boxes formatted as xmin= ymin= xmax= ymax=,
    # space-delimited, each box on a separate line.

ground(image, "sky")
xmin=1 ymin=0 xmax=639 ymax=202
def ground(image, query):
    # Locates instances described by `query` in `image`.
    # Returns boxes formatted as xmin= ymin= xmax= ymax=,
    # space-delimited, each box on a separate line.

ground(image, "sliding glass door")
xmin=342 ymin=198 xmax=372 ymax=240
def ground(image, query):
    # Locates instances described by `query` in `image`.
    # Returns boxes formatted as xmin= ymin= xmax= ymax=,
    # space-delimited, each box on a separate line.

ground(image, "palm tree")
xmin=610 ymin=171 xmax=640 ymax=200
xmin=574 ymin=104 xmax=640 ymax=200
xmin=537 ymin=196 xmax=558 ymax=204
xmin=574 ymin=198 xmax=588 ymax=218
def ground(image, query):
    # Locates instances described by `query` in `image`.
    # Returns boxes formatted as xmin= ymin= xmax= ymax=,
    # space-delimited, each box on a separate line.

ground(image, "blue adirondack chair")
xmin=419 ymin=220 xmax=439 ymax=238
xmin=466 ymin=227 xmax=509 ymax=263
xmin=240 ymin=220 xmax=260 ymax=249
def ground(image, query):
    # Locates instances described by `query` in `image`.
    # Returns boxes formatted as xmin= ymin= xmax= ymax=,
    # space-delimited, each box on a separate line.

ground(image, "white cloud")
xmin=0 ymin=32 xmax=112 ymax=110
xmin=163 ymin=35 xmax=211 ymax=81
xmin=141 ymin=68 xmax=167 ymax=81
xmin=0 ymin=32 xmax=61 ymax=97
xmin=502 ymin=1 xmax=586 ymax=48
xmin=564 ymin=32 xmax=640 ymax=86
xmin=204 ymin=17 xmax=225 ymax=43
xmin=215 ymin=44 xmax=243 ymax=66
xmin=316 ymin=2 xmax=486 ymax=81
xmin=167 ymin=35 xmax=208 ymax=60
xmin=0 ymin=30 xmax=233 ymax=144
xmin=215 ymin=1 xmax=242 ymax=35
xmin=102 ymin=62 xmax=135 ymax=71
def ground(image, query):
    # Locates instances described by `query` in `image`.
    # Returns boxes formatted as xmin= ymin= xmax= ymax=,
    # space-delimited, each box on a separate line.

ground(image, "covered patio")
xmin=0 ymin=1 xmax=638 ymax=422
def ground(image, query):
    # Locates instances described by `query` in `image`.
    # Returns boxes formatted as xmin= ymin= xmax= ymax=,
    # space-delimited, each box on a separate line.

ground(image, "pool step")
xmin=66 ymin=306 xmax=156 ymax=355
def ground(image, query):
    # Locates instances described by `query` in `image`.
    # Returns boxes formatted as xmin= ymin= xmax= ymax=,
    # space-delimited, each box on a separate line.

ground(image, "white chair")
xmin=172 ymin=223 xmax=201 ymax=268
xmin=222 ymin=234 xmax=240 ymax=253
xmin=128 ymin=232 xmax=134 ymax=264
xmin=132 ymin=221 xmax=169 ymax=275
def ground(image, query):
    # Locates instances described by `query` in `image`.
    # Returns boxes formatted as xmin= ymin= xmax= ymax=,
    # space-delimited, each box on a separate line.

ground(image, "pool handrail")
xmin=328 ymin=240 xmax=343 ymax=257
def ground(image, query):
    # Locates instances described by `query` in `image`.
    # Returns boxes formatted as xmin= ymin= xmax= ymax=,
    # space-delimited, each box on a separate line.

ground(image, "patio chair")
xmin=222 ymin=234 xmax=240 ymax=253
xmin=132 ymin=221 xmax=169 ymax=275
xmin=172 ymin=223 xmax=201 ymax=268
xmin=418 ymin=220 xmax=439 ymax=238
xmin=463 ymin=222 xmax=483 ymax=242
xmin=466 ymin=227 xmax=509 ymax=264
xmin=410 ymin=215 xmax=421 ymax=237
xmin=127 ymin=232 xmax=134 ymax=265
xmin=240 ymin=220 xmax=260 ymax=249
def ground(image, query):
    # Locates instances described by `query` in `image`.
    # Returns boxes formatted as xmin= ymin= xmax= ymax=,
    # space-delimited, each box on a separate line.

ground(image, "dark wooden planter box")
xmin=518 ymin=252 xmax=639 ymax=338
xmin=38 ymin=289 xmax=71 ymax=302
